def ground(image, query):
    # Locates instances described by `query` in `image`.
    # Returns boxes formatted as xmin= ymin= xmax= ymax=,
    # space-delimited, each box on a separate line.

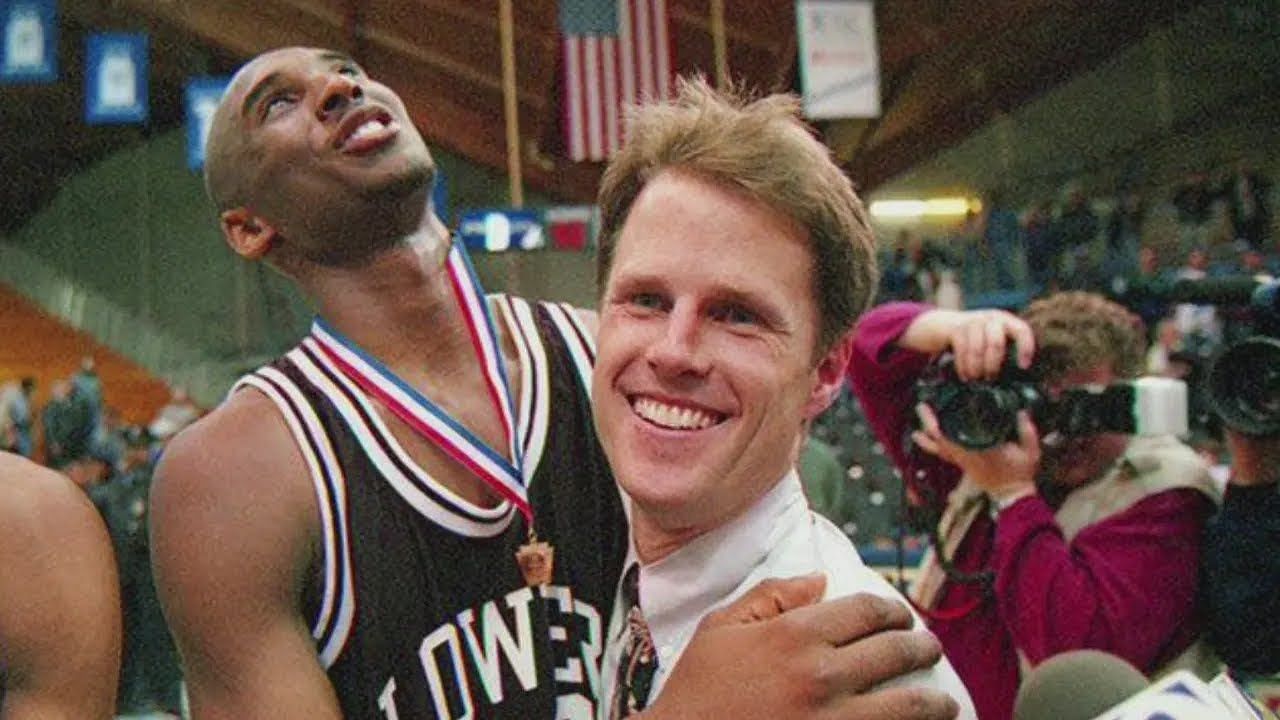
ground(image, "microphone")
xmin=1013 ymin=650 xmax=1148 ymax=720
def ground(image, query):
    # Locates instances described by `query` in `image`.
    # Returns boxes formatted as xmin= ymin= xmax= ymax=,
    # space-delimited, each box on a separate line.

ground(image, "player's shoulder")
xmin=0 ymin=453 xmax=101 ymax=545
xmin=154 ymin=386 xmax=314 ymax=526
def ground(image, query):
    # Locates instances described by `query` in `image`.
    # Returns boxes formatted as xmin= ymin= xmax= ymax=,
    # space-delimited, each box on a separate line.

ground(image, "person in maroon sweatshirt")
xmin=848 ymin=292 xmax=1221 ymax=720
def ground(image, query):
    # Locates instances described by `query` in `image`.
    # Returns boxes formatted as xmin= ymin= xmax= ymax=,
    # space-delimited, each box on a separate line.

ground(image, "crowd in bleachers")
xmin=0 ymin=360 xmax=200 ymax=718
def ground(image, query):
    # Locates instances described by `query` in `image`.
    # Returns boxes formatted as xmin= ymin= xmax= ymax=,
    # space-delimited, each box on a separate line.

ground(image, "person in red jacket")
xmin=848 ymin=292 xmax=1220 ymax=720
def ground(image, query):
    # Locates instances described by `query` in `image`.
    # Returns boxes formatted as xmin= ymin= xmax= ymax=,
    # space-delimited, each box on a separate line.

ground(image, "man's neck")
xmin=631 ymin=515 xmax=708 ymax=565
xmin=301 ymin=220 xmax=475 ymax=375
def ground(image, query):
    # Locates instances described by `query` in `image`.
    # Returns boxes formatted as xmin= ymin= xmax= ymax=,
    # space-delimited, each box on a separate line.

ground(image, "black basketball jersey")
xmin=234 ymin=296 xmax=627 ymax=720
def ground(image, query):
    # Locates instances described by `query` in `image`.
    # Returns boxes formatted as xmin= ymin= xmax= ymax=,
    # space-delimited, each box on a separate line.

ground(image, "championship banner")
xmin=85 ymin=32 xmax=148 ymax=125
xmin=1 ymin=0 xmax=56 ymax=84
xmin=185 ymin=76 xmax=228 ymax=170
xmin=796 ymin=0 xmax=881 ymax=119
xmin=458 ymin=209 xmax=545 ymax=253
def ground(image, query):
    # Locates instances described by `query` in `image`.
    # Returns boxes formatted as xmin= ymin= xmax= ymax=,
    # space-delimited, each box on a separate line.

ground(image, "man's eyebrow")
xmin=318 ymin=50 xmax=357 ymax=67
xmin=240 ymin=72 xmax=282 ymax=119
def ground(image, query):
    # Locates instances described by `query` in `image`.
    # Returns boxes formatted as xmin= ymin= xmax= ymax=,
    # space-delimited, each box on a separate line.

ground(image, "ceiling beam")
xmin=847 ymin=2 xmax=1192 ymax=191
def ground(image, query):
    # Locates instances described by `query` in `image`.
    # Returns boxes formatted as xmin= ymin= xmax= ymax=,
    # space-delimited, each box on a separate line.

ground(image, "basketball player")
xmin=0 ymin=451 xmax=121 ymax=718
xmin=151 ymin=47 xmax=957 ymax=720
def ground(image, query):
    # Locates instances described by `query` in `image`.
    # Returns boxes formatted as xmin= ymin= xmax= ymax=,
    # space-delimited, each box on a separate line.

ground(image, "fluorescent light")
xmin=869 ymin=200 xmax=927 ymax=219
xmin=870 ymin=197 xmax=981 ymax=220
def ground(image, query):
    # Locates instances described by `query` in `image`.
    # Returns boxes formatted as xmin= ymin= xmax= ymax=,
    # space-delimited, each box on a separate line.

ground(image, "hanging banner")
xmin=86 ymin=32 xmax=148 ymax=125
xmin=1 ymin=0 xmax=56 ymax=83
xmin=458 ymin=209 xmax=544 ymax=253
xmin=796 ymin=0 xmax=881 ymax=119
xmin=185 ymin=76 xmax=228 ymax=170
xmin=545 ymin=205 xmax=597 ymax=251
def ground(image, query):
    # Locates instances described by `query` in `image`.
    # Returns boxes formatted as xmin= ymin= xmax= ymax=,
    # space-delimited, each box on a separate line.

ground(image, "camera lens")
xmin=938 ymin=386 xmax=1020 ymax=449
xmin=1208 ymin=337 xmax=1280 ymax=436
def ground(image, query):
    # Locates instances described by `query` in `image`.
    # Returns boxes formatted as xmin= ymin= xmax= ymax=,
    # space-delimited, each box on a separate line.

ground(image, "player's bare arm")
xmin=642 ymin=579 xmax=959 ymax=720
xmin=151 ymin=390 xmax=342 ymax=718
xmin=0 ymin=453 xmax=120 ymax=720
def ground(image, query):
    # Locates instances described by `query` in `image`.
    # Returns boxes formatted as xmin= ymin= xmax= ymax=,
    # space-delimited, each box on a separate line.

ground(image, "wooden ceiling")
xmin=2 ymin=0 xmax=1205 ymax=234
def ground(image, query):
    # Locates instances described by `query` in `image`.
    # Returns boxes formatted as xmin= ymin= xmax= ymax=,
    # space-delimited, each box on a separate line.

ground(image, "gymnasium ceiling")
xmin=3 ymin=0 xmax=1208 ymax=235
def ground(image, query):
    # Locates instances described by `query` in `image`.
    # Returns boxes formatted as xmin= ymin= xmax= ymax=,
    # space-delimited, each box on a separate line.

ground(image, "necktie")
xmin=612 ymin=564 xmax=658 ymax=718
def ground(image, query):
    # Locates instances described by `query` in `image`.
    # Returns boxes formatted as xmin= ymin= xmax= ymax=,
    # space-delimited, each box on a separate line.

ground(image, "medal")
xmin=516 ymin=534 xmax=555 ymax=586
xmin=314 ymin=241 xmax=553 ymax=586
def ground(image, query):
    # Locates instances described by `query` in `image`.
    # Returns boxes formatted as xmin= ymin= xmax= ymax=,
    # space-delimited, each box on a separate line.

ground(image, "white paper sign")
xmin=797 ymin=0 xmax=881 ymax=119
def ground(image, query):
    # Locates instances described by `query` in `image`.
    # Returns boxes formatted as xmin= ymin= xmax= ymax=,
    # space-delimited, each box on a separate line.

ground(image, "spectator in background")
xmin=1221 ymin=158 xmax=1272 ymax=251
xmin=959 ymin=207 xmax=993 ymax=294
xmin=983 ymin=188 xmax=1023 ymax=291
xmin=41 ymin=378 xmax=96 ymax=469
xmin=0 ymin=377 xmax=36 ymax=458
xmin=1023 ymin=200 xmax=1057 ymax=295
xmin=148 ymin=386 xmax=201 ymax=442
xmin=1051 ymin=185 xmax=1100 ymax=290
xmin=1202 ymin=430 xmax=1280 ymax=696
xmin=1104 ymin=189 xmax=1146 ymax=293
xmin=99 ymin=426 xmax=183 ymax=716
xmin=1117 ymin=245 xmax=1173 ymax=332
xmin=798 ymin=428 xmax=850 ymax=528
xmin=1172 ymin=247 xmax=1224 ymax=358
xmin=72 ymin=355 xmax=104 ymax=425
xmin=1173 ymin=169 xmax=1219 ymax=255
xmin=848 ymin=294 xmax=1220 ymax=720
xmin=879 ymin=242 xmax=917 ymax=302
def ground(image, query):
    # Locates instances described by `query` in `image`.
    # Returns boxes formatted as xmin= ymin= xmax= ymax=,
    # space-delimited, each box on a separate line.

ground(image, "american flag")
xmin=560 ymin=0 xmax=673 ymax=162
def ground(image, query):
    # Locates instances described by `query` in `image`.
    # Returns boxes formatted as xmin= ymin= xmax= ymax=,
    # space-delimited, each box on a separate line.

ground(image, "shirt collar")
xmin=631 ymin=470 xmax=809 ymax=659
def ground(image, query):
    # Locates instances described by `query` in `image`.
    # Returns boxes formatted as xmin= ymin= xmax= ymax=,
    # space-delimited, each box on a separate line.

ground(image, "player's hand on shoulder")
xmin=643 ymin=581 xmax=958 ymax=720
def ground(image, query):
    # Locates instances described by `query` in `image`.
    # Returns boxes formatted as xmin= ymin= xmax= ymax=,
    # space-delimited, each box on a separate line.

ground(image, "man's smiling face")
xmin=592 ymin=169 xmax=845 ymax=548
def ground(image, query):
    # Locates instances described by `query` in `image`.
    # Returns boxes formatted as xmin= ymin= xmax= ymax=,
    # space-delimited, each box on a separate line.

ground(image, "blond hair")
xmin=595 ymin=77 xmax=877 ymax=354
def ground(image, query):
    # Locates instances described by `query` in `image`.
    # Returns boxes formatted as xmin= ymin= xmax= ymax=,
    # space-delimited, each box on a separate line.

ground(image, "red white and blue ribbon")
xmin=311 ymin=242 xmax=531 ymax=524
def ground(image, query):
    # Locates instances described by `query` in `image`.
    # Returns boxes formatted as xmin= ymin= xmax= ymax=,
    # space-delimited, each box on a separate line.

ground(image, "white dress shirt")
xmin=598 ymin=471 xmax=977 ymax=718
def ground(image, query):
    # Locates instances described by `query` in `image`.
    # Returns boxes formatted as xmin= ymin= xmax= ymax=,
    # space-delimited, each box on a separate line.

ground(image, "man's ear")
xmin=220 ymin=208 xmax=277 ymax=260
xmin=803 ymin=333 xmax=853 ymax=420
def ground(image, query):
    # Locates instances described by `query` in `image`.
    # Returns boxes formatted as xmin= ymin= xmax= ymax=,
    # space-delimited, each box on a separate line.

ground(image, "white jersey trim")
xmin=291 ymin=341 xmax=517 ymax=538
xmin=232 ymin=371 xmax=356 ymax=669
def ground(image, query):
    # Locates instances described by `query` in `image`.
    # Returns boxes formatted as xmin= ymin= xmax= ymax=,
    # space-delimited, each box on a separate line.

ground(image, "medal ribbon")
xmin=311 ymin=242 xmax=531 ymax=524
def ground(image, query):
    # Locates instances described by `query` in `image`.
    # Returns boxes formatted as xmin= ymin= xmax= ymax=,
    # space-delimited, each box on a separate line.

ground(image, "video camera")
xmin=914 ymin=352 xmax=1188 ymax=451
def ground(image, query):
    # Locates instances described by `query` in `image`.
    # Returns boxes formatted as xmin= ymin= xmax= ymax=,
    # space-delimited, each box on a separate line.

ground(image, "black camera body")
xmin=915 ymin=353 xmax=1188 ymax=450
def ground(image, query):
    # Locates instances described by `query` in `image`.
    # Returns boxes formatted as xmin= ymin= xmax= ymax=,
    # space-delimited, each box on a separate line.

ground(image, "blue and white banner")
xmin=86 ymin=32 xmax=148 ymax=125
xmin=1 ymin=0 xmax=56 ymax=83
xmin=796 ymin=0 xmax=881 ymax=119
xmin=458 ymin=209 xmax=544 ymax=253
xmin=185 ymin=76 xmax=228 ymax=170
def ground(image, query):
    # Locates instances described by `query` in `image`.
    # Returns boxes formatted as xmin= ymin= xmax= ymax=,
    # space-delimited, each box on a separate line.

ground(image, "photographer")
xmin=848 ymin=293 xmax=1221 ymax=720
xmin=1202 ymin=430 xmax=1280 ymax=679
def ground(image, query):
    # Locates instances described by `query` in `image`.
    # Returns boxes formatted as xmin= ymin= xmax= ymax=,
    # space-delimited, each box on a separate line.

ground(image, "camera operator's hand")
xmin=913 ymin=404 xmax=1040 ymax=502
xmin=899 ymin=309 xmax=1035 ymax=381
xmin=1224 ymin=429 xmax=1280 ymax=487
